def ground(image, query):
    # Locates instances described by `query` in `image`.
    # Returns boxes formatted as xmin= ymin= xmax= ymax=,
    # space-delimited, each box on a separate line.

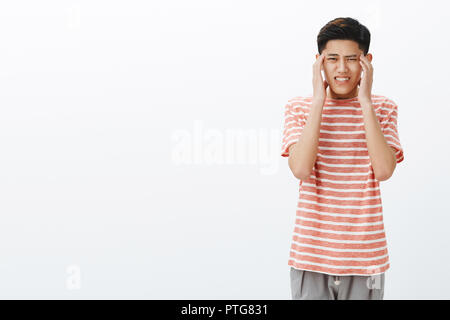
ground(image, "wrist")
xmin=359 ymin=98 xmax=372 ymax=106
xmin=312 ymin=96 xmax=325 ymax=105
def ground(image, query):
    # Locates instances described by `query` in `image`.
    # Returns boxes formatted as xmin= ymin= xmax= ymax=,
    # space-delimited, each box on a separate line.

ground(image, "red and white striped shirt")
xmin=281 ymin=94 xmax=404 ymax=276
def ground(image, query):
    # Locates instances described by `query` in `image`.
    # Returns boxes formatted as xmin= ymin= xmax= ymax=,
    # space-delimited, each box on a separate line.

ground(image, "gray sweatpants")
xmin=290 ymin=267 xmax=385 ymax=300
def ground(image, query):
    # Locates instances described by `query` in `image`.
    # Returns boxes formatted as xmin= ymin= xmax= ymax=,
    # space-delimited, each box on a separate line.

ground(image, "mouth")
xmin=334 ymin=77 xmax=351 ymax=85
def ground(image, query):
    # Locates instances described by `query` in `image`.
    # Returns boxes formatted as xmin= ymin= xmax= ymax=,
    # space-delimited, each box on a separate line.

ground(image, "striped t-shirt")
xmin=281 ymin=94 xmax=404 ymax=276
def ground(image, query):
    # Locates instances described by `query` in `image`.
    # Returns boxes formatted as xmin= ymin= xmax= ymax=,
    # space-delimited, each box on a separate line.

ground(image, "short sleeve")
xmin=281 ymin=100 xmax=306 ymax=157
xmin=381 ymin=99 xmax=404 ymax=164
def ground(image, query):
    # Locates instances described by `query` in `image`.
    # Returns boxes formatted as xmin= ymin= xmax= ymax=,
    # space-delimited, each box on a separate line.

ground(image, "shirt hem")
xmin=288 ymin=260 xmax=388 ymax=276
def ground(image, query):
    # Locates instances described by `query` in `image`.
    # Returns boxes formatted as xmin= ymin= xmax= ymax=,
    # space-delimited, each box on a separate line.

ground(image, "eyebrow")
xmin=327 ymin=54 xmax=358 ymax=58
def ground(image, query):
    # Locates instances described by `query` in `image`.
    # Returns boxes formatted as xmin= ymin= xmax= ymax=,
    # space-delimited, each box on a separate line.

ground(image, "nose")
xmin=337 ymin=60 xmax=348 ymax=72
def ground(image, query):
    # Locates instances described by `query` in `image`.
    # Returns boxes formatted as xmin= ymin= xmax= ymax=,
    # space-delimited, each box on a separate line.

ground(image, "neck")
xmin=327 ymin=87 xmax=359 ymax=99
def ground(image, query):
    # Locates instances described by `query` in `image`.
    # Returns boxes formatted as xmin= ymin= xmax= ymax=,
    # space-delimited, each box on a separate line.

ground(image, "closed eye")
xmin=328 ymin=58 xmax=357 ymax=61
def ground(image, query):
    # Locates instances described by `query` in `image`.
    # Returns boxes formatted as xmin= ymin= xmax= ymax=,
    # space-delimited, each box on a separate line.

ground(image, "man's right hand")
xmin=312 ymin=52 xmax=328 ymax=103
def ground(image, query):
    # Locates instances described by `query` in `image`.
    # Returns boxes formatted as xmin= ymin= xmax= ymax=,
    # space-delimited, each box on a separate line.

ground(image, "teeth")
xmin=336 ymin=78 xmax=349 ymax=81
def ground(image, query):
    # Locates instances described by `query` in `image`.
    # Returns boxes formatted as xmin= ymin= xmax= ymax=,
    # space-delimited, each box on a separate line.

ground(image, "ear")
xmin=366 ymin=53 xmax=373 ymax=63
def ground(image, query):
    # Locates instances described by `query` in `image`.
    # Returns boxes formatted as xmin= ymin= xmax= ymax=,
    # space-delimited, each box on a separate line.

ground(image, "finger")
xmin=359 ymin=59 xmax=366 ymax=70
xmin=360 ymin=55 xmax=372 ymax=70
xmin=320 ymin=53 xmax=326 ymax=69
xmin=359 ymin=55 xmax=365 ymax=64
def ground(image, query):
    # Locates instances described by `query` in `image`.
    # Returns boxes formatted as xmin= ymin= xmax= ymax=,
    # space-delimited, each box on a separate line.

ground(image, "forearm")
xmin=360 ymin=100 xmax=396 ymax=181
xmin=288 ymin=100 xmax=324 ymax=180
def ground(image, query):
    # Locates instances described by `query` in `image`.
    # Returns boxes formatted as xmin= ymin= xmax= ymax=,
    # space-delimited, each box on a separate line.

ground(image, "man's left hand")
xmin=358 ymin=54 xmax=374 ymax=104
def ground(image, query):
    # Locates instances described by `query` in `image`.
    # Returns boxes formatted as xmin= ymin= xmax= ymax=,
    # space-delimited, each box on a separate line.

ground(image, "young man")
xmin=281 ymin=17 xmax=404 ymax=300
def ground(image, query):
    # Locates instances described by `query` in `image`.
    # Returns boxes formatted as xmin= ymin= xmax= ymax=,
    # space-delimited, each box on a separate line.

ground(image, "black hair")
xmin=317 ymin=17 xmax=371 ymax=55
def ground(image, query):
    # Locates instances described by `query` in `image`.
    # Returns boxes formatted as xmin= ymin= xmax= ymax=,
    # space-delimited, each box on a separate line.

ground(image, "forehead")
xmin=324 ymin=39 xmax=362 ymax=55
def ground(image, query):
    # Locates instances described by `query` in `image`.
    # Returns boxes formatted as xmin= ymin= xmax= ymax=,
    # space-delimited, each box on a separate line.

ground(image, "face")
xmin=315 ymin=40 xmax=372 ymax=99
